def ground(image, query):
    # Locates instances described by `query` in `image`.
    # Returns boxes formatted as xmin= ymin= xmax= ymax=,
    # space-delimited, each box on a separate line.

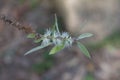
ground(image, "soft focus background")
xmin=0 ymin=0 xmax=120 ymax=80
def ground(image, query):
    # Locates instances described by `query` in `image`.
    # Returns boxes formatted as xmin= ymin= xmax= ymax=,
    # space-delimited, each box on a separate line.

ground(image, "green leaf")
xmin=30 ymin=0 xmax=39 ymax=9
xmin=34 ymin=38 xmax=43 ymax=43
xmin=49 ymin=44 xmax=64 ymax=55
xmin=77 ymin=33 xmax=93 ymax=40
xmin=84 ymin=73 xmax=94 ymax=80
xmin=55 ymin=14 xmax=60 ymax=33
xmin=77 ymin=42 xmax=91 ymax=58
xmin=19 ymin=0 xmax=25 ymax=4
xmin=27 ymin=33 xmax=36 ymax=38
xmin=24 ymin=43 xmax=51 ymax=55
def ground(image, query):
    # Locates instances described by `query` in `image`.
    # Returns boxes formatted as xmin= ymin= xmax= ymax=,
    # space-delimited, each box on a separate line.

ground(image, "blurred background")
xmin=0 ymin=0 xmax=120 ymax=80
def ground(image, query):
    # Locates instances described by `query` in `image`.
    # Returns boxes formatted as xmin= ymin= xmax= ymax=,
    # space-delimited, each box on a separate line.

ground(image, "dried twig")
xmin=0 ymin=15 xmax=42 ymax=39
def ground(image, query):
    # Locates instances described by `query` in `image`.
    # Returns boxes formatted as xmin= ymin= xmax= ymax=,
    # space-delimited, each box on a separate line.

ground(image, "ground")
xmin=0 ymin=0 xmax=120 ymax=80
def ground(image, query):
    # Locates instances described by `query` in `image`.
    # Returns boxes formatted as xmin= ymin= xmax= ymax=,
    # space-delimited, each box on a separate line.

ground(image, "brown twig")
xmin=0 ymin=15 xmax=76 ymax=42
xmin=0 ymin=15 xmax=42 ymax=39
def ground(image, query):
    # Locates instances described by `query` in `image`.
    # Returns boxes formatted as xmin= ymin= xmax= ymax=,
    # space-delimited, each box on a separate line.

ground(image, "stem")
xmin=0 ymin=15 xmax=76 ymax=43
xmin=55 ymin=14 xmax=60 ymax=34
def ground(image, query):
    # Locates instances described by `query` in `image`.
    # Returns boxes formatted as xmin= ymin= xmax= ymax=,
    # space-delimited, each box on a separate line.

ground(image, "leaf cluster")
xmin=25 ymin=14 xmax=93 ymax=58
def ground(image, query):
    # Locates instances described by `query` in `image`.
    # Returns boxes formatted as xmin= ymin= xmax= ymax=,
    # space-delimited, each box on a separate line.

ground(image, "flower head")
xmin=61 ymin=32 xmax=69 ymax=38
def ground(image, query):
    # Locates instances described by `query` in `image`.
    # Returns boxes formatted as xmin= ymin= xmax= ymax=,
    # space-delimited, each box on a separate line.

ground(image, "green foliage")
xmin=77 ymin=42 xmax=91 ymax=58
xmin=77 ymin=33 xmax=93 ymax=40
xmin=49 ymin=44 xmax=64 ymax=55
xmin=34 ymin=38 xmax=43 ymax=43
xmin=24 ymin=43 xmax=51 ymax=55
xmin=30 ymin=0 xmax=40 ymax=9
xmin=25 ymin=14 xmax=93 ymax=58
xmin=32 ymin=61 xmax=53 ymax=74
xmin=27 ymin=33 xmax=35 ymax=38
xmin=104 ymin=30 xmax=120 ymax=47
xmin=88 ymin=30 xmax=120 ymax=51
xmin=55 ymin=14 xmax=60 ymax=34
xmin=84 ymin=73 xmax=94 ymax=80
xmin=19 ymin=0 xmax=25 ymax=4
xmin=32 ymin=51 xmax=54 ymax=74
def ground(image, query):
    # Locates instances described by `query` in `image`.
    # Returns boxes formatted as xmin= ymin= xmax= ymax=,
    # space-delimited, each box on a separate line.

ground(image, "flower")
xmin=52 ymin=31 xmax=62 ymax=45
xmin=41 ymin=29 xmax=73 ymax=47
xmin=41 ymin=29 xmax=51 ymax=46
xmin=61 ymin=32 xmax=69 ymax=38
xmin=44 ymin=29 xmax=52 ymax=37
